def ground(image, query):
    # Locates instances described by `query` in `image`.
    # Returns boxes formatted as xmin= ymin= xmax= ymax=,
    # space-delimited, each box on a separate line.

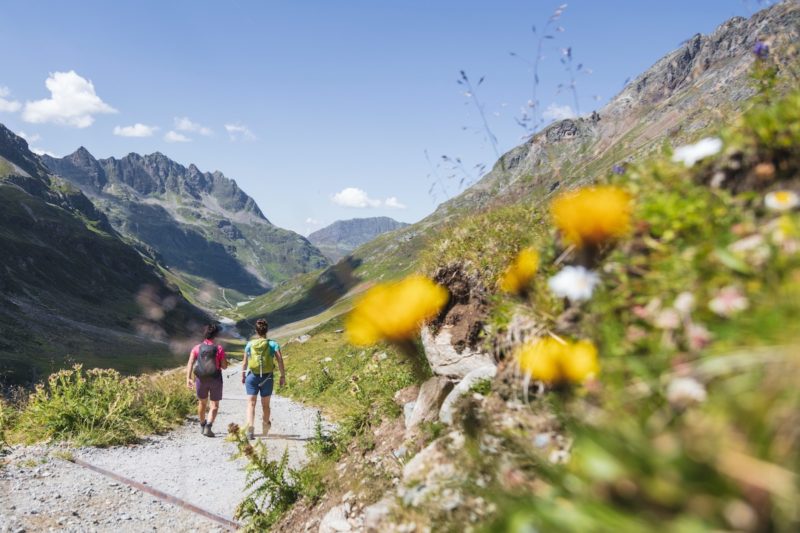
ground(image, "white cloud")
xmin=332 ymin=187 xmax=382 ymax=208
xmin=164 ymin=130 xmax=191 ymax=143
xmin=385 ymin=196 xmax=407 ymax=209
xmin=224 ymin=122 xmax=256 ymax=142
xmin=174 ymin=116 xmax=212 ymax=136
xmin=305 ymin=217 xmax=321 ymax=225
xmin=542 ymin=103 xmax=576 ymax=122
xmin=113 ymin=123 xmax=158 ymax=137
xmin=330 ymin=188 xmax=406 ymax=209
xmin=17 ymin=131 xmax=41 ymax=143
xmin=30 ymin=146 xmax=57 ymax=157
xmin=22 ymin=71 xmax=116 ymax=128
xmin=0 ymin=86 xmax=21 ymax=113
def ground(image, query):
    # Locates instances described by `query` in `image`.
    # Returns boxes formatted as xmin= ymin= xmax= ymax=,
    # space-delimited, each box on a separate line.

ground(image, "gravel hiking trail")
xmin=1 ymin=367 xmax=324 ymax=532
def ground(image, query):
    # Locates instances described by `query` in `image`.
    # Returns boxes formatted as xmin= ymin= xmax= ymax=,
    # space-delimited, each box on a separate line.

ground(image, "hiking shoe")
xmin=200 ymin=422 xmax=206 ymax=434
xmin=203 ymin=424 xmax=215 ymax=438
xmin=262 ymin=419 xmax=271 ymax=437
xmin=246 ymin=427 xmax=255 ymax=440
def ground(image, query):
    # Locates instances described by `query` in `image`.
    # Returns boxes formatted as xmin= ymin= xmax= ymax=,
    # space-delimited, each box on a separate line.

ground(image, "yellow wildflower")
xmin=517 ymin=337 xmax=564 ymax=383
xmin=561 ymin=339 xmax=600 ymax=383
xmin=498 ymin=248 xmax=540 ymax=294
xmin=346 ymin=275 xmax=448 ymax=346
xmin=517 ymin=337 xmax=600 ymax=384
xmin=550 ymin=185 xmax=632 ymax=248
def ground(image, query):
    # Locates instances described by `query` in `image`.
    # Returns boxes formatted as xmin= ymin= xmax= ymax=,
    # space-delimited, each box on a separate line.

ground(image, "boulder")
xmin=405 ymin=376 xmax=453 ymax=432
xmin=403 ymin=401 xmax=416 ymax=429
xmin=319 ymin=504 xmax=352 ymax=533
xmin=439 ymin=365 xmax=497 ymax=425
xmin=421 ymin=326 xmax=495 ymax=379
xmin=393 ymin=384 xmax=420 ymax=406
xmin=363 ymin=497 xmax=394 ymax=532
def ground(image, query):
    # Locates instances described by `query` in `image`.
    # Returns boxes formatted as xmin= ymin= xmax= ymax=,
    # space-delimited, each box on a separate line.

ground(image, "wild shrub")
xmin=11 ymin=365 xmax=194 ymax=447
xmin=228 ymin=424 xmax=301 ymax=531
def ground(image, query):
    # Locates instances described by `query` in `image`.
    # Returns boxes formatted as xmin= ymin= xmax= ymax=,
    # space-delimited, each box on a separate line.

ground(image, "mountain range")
xmin=42 ymin=149 xmax=329 ymax=307
xmin=0 ymin=125 xmax=207 ymax=385
xmin=308 ymin=217 xmax=409 ymax=262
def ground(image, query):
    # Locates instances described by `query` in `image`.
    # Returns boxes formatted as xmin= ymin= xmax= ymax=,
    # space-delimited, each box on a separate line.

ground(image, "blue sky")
xmin=0 ymin=0 xmax=768 ymax=235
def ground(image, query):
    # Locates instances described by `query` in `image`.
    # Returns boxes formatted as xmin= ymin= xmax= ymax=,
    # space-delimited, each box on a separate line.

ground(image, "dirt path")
xmin=0 ymin=367 xmax=325 ymax=532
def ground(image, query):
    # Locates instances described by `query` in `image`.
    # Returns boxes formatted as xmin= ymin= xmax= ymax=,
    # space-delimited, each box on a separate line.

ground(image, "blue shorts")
xmin=245 ymin=372 xmax=274 ymax=397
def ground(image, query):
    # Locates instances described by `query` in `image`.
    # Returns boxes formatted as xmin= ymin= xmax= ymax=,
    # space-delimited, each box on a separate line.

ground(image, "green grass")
xmin=279 ymin=316 xmax=421 ymax=420
xmin=6 ymin=365 xmax=195 ymax=447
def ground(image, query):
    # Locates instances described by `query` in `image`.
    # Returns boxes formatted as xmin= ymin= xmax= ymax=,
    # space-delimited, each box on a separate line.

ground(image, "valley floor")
xmin=0 ymin=367 xmax=323 ymax=532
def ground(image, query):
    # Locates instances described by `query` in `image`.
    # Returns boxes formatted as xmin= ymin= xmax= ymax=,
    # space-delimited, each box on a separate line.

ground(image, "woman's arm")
xmin=185 ymin=351 xmax=195 ymax=389
xmin=241 ymin=344 xmax=250 ymax=383
xmin=276 ymin=349 xmax=286 ymax=387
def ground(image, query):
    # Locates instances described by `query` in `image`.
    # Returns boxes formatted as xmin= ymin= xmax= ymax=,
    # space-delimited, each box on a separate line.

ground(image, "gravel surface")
xmin=1 ymin=367 xmax=323 ymax=532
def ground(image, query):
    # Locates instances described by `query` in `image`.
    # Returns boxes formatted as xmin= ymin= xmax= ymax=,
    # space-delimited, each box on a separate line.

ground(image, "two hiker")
xmin=186 ymin=319 xmax=285 ymax=440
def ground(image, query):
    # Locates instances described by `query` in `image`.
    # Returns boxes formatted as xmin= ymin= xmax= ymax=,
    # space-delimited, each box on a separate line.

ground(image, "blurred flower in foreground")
xmin=764 ymin=190 xmax=799 ymax=212
xmin=671 ymin=137 xmax=722 ymax=167
xmin=548 ymin=265 xmax=600 ymax=302
xmin=346 ymin=275 xmax=448 ymax=346
xmin=673 ymin=292 xmax=695 ymax=318
xmin=753 ymin=40 xmax=770 ymax=59
xmin=550 ymin=185 xmax=632 ymax=248
xmin=498 ymin=248 xmax=539 ymax=294
xmin=612 ymin=164 xmax=625 ymax=175
xmin=687 ymin=323 xmax=713 ymax=352
xmin=708 ymin=286 xmax=749 ymax=317
xmin=518 ymin=336 xmax=599 ymax=384
xmin=666 ymin=376 xmax=707 ymax=408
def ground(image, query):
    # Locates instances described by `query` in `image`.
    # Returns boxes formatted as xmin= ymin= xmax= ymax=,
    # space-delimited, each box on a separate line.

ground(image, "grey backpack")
xmin=194 ymin=343 xmax=218 ymax=378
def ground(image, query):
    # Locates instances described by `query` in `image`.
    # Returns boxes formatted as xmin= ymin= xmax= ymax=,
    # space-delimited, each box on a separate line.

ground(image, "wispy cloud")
xmin=16 ymin=131 xmax=41 ymax=143
xmin=114 ymin=123 xmax=158 ymax=137
xmin=224 ymin=122 xmax=256 ymax=142
xmin=385 ymin=196 xmax=407 ymax=209
xmin=174 ymin=116 xmax=212 ymax=136
xmin=542 ymin=103 xmax=576 ymax=122
xmin=30 ymin=146 xmax=57 ymax=157
xmin=331 ymin=187 xmax=406 ymax=209
xmin=164 ymin=130 xmax=191 ymax=143
xmin=0 ymin=86 xmax=21 ymax=113
xmin=22 ymin=71 xmax=116 ymax=128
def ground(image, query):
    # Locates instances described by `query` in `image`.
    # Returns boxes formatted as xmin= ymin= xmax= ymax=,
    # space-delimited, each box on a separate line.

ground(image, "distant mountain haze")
xmin=308 ymin=217 xmax=409 ymax=262
xmin=42 ymin=149 xmax=329 ymax=300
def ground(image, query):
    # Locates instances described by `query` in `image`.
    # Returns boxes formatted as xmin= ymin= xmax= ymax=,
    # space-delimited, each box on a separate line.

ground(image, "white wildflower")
xmin=548 ymin=266 xmax=600 ymax=302
xmin=673 ymin=292 xmax=695 ymax=317
xmin=708 ymin=286 xmax=749 ymax=317
xmin=666 ymin=377 xmax=707 ymax=408
xmin=654 ymin=309 xmax=681 ymax=330
xmin=672 ymin=137 xmax=723 ymax=167
xmin=764 ymin=190 xmax=799 ymax=212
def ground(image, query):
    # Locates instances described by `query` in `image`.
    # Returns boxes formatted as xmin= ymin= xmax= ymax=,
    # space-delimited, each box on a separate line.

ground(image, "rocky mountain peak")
xmin=0 ymin=124 xmax=51 ymax=180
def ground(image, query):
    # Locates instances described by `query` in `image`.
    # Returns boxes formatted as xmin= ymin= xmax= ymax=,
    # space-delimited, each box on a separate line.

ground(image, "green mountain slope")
xmin=237 ymin=0 xmax=799 ymax=328
xmin=0 ymin=125 xmax=207 ymax=385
